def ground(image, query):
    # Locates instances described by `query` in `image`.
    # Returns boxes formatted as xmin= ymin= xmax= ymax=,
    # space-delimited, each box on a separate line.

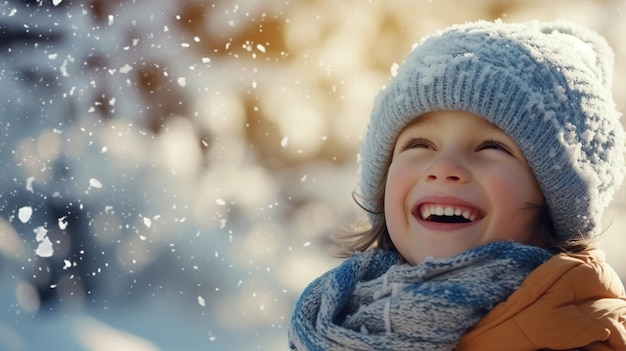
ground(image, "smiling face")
xmin=384 ymin=110 xmax=547 ymax=265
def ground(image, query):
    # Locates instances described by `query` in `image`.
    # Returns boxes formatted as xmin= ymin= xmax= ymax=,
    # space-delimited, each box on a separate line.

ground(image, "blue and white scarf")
xmin=288 ymin=241 xmax=552 ymax=351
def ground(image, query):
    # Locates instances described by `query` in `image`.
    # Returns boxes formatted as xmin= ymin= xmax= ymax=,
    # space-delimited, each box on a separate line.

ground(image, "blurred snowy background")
xmin=0 ymin=0 xmax=624 ymax=350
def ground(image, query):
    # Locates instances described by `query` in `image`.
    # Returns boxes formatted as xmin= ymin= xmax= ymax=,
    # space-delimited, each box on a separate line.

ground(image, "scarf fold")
xmin=288 ymin=241 xmax=552 ymax=351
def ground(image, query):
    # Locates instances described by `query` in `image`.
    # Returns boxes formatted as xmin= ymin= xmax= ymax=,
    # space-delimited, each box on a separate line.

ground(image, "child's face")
xmin=384 ymin=110 xmax=546 ymax=265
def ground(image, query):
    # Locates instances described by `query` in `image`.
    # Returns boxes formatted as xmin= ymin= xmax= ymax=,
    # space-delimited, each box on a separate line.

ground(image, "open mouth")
xmin=417 ymin=204 xmax=482 ymax=224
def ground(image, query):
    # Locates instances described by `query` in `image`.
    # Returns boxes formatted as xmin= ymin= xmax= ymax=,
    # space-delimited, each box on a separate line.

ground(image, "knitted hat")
xmin=360 ymin=20 xmax=624 ymax=241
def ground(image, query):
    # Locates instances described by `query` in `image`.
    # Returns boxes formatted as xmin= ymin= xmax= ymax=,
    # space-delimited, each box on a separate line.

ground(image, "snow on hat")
xmin=359 ymin=20 xmax=624 ymax=241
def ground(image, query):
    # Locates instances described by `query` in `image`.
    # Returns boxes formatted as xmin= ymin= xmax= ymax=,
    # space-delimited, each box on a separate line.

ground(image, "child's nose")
xmin=425 ymin=154 xmax=470 ymax=183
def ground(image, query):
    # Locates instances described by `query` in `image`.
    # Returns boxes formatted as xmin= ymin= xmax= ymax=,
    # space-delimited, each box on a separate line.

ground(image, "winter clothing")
xmin=288 ymin=241 xmax=552 ymax=351
xmin=359 ymin=20 xmax=625 ymax=241
xmin=456 ymin=249 xmax=626 ymax=350
xmin=288 ymin=19 xmax=626 ymax=351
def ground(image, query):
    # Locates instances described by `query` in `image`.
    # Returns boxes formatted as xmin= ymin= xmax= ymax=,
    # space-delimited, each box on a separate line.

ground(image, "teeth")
xmin=421 ymin=207 xmax=431 ymax=219
xmin=421 ymin=204 xmax=479 ymax=221
xmin=435 ymin=206 xmax=444 ymax=216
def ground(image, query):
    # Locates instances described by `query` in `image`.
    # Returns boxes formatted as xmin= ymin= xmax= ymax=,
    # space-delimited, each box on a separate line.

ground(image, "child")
xmin=288 ymin=20 xmax=626 ymax=350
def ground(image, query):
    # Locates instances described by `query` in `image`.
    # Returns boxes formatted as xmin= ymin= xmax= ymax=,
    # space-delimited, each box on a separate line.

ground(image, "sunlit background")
xmin=0 ymin=0 xmax=625 ymax=350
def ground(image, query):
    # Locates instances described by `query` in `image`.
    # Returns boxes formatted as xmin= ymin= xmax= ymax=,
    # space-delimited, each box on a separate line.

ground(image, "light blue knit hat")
xmin=360 ymin=20 xmax=624 ymax=241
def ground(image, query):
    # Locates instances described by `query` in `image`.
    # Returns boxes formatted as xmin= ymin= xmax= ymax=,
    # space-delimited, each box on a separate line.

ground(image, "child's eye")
xmin=401 ymin=137 xmax=434 ymax=151
xmin=477 ymin=140 xmax=513 ymax=155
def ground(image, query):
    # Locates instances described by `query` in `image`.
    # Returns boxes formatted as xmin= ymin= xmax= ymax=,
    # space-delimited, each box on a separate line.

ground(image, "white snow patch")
xmin=35 ymin=237 xmax=54 ymax=258
xmin=34 ymin=226 xmax=47 ymax=242
xmin=60 ymin=59 xmax=70 ymax=77
xmin=26 ymin=177 xmax=35 ymax=192
xmin=120 ymin=64 xmax=133 ymax=74
xmin=390 ymin=62 xmax=399 ymax=77
xmin=89 ymin=178 xmax=103 ymax=189
xmin=143 ymin=217 xmax=152 ymax=228
xmin=35 ymin=237 xmax=54 ymax=257
xmin=18 ymin=206 xmax=33 ymax=223
xmin=58 ymin=216 xmax=68 ymax=230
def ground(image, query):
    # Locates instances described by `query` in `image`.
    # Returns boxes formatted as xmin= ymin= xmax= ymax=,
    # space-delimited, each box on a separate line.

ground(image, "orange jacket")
xmin=456 ymin=249 xmax=626 ymax=350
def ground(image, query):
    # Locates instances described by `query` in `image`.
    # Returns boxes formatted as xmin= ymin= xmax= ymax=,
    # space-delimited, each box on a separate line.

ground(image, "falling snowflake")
xmin=58 ymin=216 xmax=68 ymax=230
xmin=89 ymin=178 xmax=103 ymax=189
xmin=34 ymin=226 xmax=53 ymax=258
xmin=36 ymin=238 xmax=54 ymax=257
xmin=119 ymin=64 xmax=133 ymax=74
xmin=26 ymin=177 xmax=35 ymax=192
xmin=18 ymin=206 xmax=33 ymax=223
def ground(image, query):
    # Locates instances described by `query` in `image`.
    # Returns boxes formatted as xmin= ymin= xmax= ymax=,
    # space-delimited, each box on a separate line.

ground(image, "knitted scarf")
xmin=288 ymin=241 xmax=552 ymax=351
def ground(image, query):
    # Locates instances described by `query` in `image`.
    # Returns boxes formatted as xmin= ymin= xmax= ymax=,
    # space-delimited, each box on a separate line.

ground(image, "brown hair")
xmin=330 ymin=176 xmax=395 ymax=258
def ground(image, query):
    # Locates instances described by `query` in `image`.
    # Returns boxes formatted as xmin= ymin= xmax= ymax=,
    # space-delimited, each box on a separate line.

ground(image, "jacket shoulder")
xmin=457 ymin=250 xmax=626 ymax=350
xmin=559 ymin=250 xmax=626 ymax=298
